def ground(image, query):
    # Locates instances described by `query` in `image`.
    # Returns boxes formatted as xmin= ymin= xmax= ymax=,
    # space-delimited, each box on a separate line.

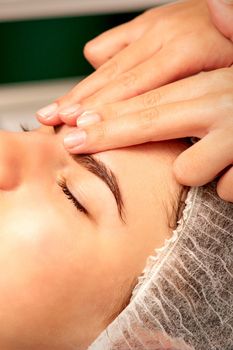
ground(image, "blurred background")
xmin=0 ymin=0 xmax=171 ymax=131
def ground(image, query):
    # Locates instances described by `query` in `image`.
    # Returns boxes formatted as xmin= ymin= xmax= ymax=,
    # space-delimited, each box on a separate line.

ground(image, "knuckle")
xmin=93 ymin=123 xmax=108 ymax=143
xmin=98 ymin=60 xmax=119 ymax=80
xmin=139 ymin=108 xmax=159 ymax=132
xmin=142 ymin=91 xmax=161 ymax=108
xmin=119 ymin=71 xmax=138 ymax=89
xmin=105 ymin=105 xmax=120 ymax=119
xmin=98 ymin=105 xmax=119 ymax=120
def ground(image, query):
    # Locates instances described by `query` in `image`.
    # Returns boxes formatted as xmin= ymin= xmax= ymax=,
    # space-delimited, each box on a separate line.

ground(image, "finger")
xmin=89 ymin=68 xmax=233 ymax=119
xmin=63 ymin=95 xmax=220 ymax=153
xmin=36 ymin=103 xmax=63 ymax=126
xmin=83 ymin=19 xmax=148 ymax=69
xmin=82 ymin=40 xmax=207 ymax=108
xmin=84 ymin=23 xmax=131 ymax=69
xmin=36 ymin=65 xmax=218 ymax=127
xmin=35 ymin=36 xmax=161 ymax=127
xmin=173 ymin=129 xmax=233 ymax=186
xmin=78 ymin=89 xmax=230 ymax=135
xmin=217 ymin=166 xmax=233 ymax=202
xmin=69 ymin=31 xmax=161 ymax=103
xmin=37 ymin=36 xmax=202 ymax=125
xmin=52 ymin=34 xmax=162 ymax=125
xmin=36 ymin=102 xmax=84 ymax=126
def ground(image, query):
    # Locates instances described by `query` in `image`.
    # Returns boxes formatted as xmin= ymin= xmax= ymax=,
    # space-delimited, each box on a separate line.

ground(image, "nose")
xmin=0 ymin=129 xmax=58 ymax=191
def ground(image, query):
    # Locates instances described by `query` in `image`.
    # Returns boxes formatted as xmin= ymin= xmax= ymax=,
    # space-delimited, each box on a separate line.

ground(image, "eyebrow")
xmin=69 ymin=153 xmax=125 ymax=222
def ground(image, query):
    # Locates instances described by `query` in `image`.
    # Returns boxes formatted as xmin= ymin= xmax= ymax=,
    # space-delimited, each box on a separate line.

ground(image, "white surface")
xmin=0 ymin=0 xmax=172 ymax=21
xmin=0 ymin=78 xmax=80 ymax=131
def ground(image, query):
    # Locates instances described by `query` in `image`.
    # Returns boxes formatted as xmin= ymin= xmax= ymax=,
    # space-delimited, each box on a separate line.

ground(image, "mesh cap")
xmin=89 ymin=182 xmax=233 ymax=350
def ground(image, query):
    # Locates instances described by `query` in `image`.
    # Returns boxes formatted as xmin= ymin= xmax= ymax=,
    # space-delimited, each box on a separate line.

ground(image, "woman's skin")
xmin=0 ymin=125 xmax=186 ymax=350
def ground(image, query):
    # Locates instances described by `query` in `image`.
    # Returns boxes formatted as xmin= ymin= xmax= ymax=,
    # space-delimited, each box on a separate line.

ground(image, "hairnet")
xmin=88 ymin=182 xmax=233 ymax=350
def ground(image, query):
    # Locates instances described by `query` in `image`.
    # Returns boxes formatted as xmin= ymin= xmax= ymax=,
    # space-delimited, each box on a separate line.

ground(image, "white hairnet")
xmin=88 ymin=182 xmax=233 ymax=350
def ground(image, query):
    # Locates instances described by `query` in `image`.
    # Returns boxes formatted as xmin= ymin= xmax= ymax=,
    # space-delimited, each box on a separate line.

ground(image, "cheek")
xmin=0 ymin=208 xmax=104 ymax=339
xmin=0 ymin=200 xmax=141 ymax=343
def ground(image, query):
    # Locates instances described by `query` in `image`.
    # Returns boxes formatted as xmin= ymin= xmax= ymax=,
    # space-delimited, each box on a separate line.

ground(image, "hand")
xmin=207 ymin=0 xmax=233 ymax=41
xmin=62 ymin=67 xmax=233 ymax=202
xmin=37 ymin=0 xmax=233 ymax=124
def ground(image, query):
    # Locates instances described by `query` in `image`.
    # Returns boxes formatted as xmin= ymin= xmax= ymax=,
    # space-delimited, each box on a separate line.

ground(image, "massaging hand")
xmin=207 ymin=0 xmax=233 ymax=41
xmin=37 ymin=0 xmax=233 ymax=123
xmin=36 ymin=0 xmax=233 ymax=202
xmin=49 ymin=67 xmax=233 ymax=202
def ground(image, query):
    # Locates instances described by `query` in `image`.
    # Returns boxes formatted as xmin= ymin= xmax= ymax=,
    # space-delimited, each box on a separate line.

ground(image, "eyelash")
xmin=20 ymin=124 xmax=31 ymax=132
xmin=20 ymin=124 xmax=57 ymax=133
xmin=19 ymin=125 xmax=87 ymax=215
xmin=58 ymin=179 xmax=88 ymax=214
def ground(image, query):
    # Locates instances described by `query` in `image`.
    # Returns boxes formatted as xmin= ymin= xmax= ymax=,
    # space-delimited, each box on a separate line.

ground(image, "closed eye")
xmin=20 ymin=124 xmax=31 ymax=132
xmin=20 ymin=124 xmax=57 ymax=133
xmin=20 ymin=124 xmax=88 ymax=215
xmin=58 ymin=178 xmax=88 ymax=215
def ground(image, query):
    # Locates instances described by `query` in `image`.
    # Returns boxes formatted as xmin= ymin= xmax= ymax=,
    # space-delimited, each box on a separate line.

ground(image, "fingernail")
xmin=77 ymin=111 xmax=101 ymax=127
xmin=59 ymin=104 xmax=82 ymax=119
xmin=37 ymin=103 xmax=58 ymax=119
xmin=64 ymin=130 xmax=87 ymax=149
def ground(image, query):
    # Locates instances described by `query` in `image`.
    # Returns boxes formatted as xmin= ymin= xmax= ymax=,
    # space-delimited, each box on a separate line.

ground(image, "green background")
xmin=0 ymin=12 xmax=139 ymax=85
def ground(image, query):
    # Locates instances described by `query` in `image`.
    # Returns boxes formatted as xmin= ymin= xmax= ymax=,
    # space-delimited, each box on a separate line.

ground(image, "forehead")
xmin=96 ymin=142 xmax=174 ymax=204
xmin=96 ymin=142 xmax=177 ymax=174
xmin=96 ymin=140 xmax=184 ymax=215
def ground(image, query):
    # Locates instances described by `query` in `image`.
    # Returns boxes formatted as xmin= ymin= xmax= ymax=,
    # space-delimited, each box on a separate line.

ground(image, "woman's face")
xmin=0 ymin=126 xmax=184 ymax=350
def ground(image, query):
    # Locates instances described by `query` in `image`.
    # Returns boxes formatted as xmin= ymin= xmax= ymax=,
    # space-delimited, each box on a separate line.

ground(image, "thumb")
xmin=207 ymin=0 xmax=233 ymax=41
